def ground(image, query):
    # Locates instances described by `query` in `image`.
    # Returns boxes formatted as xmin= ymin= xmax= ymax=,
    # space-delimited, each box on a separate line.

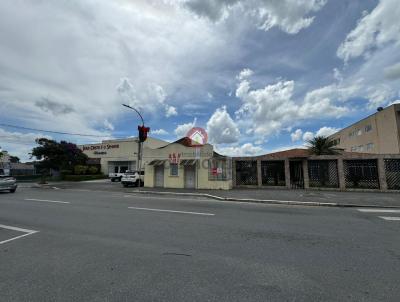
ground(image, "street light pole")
xmin=122 ymin=104 xmax=148 ymax=187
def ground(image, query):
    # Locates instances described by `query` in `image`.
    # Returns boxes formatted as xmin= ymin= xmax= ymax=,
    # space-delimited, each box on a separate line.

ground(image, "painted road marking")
xmin=0 ymin=224 xmax=39 ymax=245
xmin=357 ymin=209 xmax=400 ymax=213
xmin=25 ymin=198 xmax=70 ymax=204
xmin=378 ymin=216 xmax=400 ymax=221
xmin=128 ymin=206 xmax=215 ymax=216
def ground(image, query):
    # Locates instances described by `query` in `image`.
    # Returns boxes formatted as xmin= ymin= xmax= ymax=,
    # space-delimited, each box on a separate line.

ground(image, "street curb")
xmin=131 ymin=190 xmax=400 ymax=209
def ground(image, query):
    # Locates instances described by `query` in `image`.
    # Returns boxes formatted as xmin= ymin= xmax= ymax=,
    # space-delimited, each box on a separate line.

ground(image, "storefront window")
xmin=170 ymin=163 xmax=178 ymax=176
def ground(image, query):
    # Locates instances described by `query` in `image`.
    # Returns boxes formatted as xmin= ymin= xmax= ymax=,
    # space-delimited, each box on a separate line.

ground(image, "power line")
xmin=0 ymin=123 xmax=116 ymax=138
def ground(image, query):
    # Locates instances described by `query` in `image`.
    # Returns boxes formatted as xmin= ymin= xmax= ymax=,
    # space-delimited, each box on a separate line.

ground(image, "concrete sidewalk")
xmin=131 ymin=187 xmax=400 ymax=208
xmin=33 ymin=180 xmax=400 ymax=208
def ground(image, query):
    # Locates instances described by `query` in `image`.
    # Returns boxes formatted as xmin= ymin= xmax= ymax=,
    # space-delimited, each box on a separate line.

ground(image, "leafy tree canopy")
xmin=307 ymin=136 xmax=342 ymax=155
xmin=31 ymin=138 xmax=88 ymax=171
xmin=9 ymin=156 xmax=20 ymax=163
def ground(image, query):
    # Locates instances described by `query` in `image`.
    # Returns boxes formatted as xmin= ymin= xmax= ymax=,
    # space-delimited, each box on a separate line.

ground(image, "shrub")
xmin=87 ymin=166 xmax=99 ymax=175
xmin=61 ymin=174 xmax=106 ymax=181
xmin=74 ymin=165 xmax=88 ymax=175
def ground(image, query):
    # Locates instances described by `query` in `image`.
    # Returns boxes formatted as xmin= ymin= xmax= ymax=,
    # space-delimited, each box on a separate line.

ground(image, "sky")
xmin=1 ymin=0 xmax=400 ymax=161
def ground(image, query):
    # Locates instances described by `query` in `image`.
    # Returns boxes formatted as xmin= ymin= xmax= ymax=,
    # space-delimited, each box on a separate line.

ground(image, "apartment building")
xmin=329 ymin=103 xmax=400 ymax=154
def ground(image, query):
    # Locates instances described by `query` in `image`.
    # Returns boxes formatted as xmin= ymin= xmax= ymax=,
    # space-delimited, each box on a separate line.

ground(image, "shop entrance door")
xmin=154 ymin=165 xmax=164 ymax=188
xmin=184 ymin=165 xmax=196 ymax=189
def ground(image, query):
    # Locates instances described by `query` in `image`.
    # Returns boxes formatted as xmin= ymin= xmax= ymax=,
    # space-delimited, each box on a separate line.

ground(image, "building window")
xmin=365 ymin=124 xmax=372 ymax=132
xmin=366 ymin=143 xmax=374 ymax=151
xmin=208 ymin=159 xmax=231 ymax=181
xmin=357 ymin=129 xmax=362 ymax=136
xmin=170 ymin=163 xmax=178 ymax=176
xmin=358 ymin=145 xmax=364 ymax=152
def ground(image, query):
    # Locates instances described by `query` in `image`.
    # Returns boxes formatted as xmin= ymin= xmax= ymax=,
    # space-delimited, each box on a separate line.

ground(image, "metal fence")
xmin=384 ymin=159 xmax=400 ymax=190
xmin=261 ymin=161 xmax=285 ymax=186
xmin=308 ymin=160 xmax=339 ymax=188
xmin=344 ymin=159 xmax=380 ymax=189
xmin=235 ymin=160 xmax=258 ymax=186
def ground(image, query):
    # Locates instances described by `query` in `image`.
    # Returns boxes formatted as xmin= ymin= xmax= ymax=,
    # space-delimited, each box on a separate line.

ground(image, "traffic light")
xmin=138 ymin=125 xmax=150 ymax=142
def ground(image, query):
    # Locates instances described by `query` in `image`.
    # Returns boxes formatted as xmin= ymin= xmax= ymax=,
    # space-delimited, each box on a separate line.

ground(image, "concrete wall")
xmin=329 ymin=104 xmax=400 ymax=154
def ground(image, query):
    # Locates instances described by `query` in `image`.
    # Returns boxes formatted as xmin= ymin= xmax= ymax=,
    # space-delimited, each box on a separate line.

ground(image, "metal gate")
xmin=290 ymin=161 xmax=304 ymax=189
xmin=235 ymin=160 xmax=258 ymax=186
xmin=344 ymin=159 xmax=379 ymax=189
xmin=384 ymin=159 xmax=400 ymax=190
xmin=261 ymin=161 xmax=285 ymax=186
xmin=154 ymin=165 xmax=164 ymax=188
xmin=308 ymin=160 xmax=339 ymax=188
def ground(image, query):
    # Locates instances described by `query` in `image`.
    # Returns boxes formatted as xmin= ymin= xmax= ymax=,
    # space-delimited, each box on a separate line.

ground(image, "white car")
xmin=0 ymin=175 xmax=17 ymax=193
xmin=121 ymin=171 xmax=144 ymax=187
xmin=109 ymin=172 xmax=125 ymax=182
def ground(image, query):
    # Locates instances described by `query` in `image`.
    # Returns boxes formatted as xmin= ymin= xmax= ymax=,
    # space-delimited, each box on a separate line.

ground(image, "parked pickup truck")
xmin=121 ymin=171 xmax=144 ymax=187
xmin=109 ymin=172 xmax=125 ymax=182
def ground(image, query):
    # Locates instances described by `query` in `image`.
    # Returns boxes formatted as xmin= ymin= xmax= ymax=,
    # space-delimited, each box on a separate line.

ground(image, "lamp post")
xmin=122 ymin=104 xmax=150 ymax=187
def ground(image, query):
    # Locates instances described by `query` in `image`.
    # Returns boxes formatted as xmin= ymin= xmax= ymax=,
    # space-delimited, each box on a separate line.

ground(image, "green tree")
xmin=307 ymin=136 xmax=341 ymax=155
xmin=31 ymin=138 xmax=88 ymax=172
xmin=9 ymin=156 xmax=20 ymax=163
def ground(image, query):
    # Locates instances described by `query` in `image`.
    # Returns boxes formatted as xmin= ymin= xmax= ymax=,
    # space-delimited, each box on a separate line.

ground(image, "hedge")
xmin=61 ymin=174 xmax=107 ymax=181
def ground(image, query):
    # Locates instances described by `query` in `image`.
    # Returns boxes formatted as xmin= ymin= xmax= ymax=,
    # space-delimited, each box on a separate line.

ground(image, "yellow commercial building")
xmin=143 ymin=138 xmax=232 ymax=190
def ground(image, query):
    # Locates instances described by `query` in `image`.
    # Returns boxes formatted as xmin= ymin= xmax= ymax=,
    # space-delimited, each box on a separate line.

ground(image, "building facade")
xmin=143 ymin=138 xmax=232 ymax=190
xmin=329 ymin=103 xmax=400 ymax=154
xmin=79 ymin=137 xmax=168 ymax=175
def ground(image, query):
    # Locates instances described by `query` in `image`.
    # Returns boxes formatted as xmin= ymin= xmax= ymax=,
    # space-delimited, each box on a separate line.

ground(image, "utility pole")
xmin=122 ymin=104 xmax=150 ymax=187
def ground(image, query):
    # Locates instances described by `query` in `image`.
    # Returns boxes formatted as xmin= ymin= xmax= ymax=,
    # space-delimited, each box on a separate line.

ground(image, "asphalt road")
xmin=1 ymin=186 xmax=400 ymax=301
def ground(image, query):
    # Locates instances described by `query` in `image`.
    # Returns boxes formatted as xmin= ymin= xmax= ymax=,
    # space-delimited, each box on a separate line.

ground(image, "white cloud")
xmin=337 ymin=0 xmax=400 ymax=62
xmin=216 ymin=143 xmax=264 ymax=156
xmin=0 ymin=0 xmax=231 ymax=138
xmin=152 ymin=129 xmax=169 ymax=135
xmin=302 ymin=131 xmax=314 ymax=141
xmin=315 ymin=126 xmax=340 ymax=137
xmin=235 ymin=79 xmax=298 ymax=136
xmin=234 ymin=71 xmax=349 ymax=138
xmin=103 ymin=119 xmax=114 ymax=131
xmin=384 ymin=62 xmax=400 ymax=80
xmin=237 ymin=68 xmax=254 ymax=80
xmin=174 ymin=118 xmax=197 ymax=137
xmin=206 ymin=106 xmax=240 ymax=144
xmin=165 ymin=105 xmax=178 ymax=117
xmin=184 ymin=0 xmax=327 ymax=34
xmin=294 ymin=126 xmax=339 ymax=143
xmin=117 ymin=78 xmax=177 ymax=117
xmin=366 ymin=84 xmax=395 ymax=109
xmin=290 ymin=129 xmax=303 ymax=142
xmin=0 ymin=128 xmax=52 ymax=161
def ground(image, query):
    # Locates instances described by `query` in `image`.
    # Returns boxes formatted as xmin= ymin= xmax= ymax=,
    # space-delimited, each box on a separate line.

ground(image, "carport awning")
xmin=148 ymin=160 xmax=166 ymax=166
xmin=180 ymin=159 xmax=197 ymax=166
